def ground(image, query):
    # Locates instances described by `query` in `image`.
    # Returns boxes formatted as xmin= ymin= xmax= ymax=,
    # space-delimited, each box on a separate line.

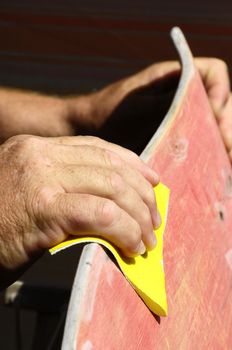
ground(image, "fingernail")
xmin=134 ymin=241 xmax=146 ymax=255
xmin=154 ymin=211 xmax=162 ymax=229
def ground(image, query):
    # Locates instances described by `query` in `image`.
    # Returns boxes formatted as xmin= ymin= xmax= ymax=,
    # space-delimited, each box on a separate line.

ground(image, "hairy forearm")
xmin=0 ymin=61 xmax=181 ymax=143
xmin=0 ymin=88 xmax=93 ymax=142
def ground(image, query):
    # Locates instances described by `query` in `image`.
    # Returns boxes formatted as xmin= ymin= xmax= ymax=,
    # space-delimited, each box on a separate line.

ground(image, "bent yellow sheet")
xmin=49 ymin=183 xmax=170 ymax=316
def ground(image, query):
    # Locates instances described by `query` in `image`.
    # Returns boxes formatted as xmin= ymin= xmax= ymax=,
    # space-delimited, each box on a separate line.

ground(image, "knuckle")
xmin=108 ymin=172 xmax=125 ymax=196
xmin=6 ymin=135 xmax=41 ymax=156
xmin=211 ymin=58 xmax=228 ymax=72
xmin=140 ymin=206 xmax=152 ymax=226
xmin=35 ymin=185 xmax=56 ymax=208
xmin=3 ymin=136 xmax=46 ymax=178
xmin=21 ymin=135 xmax=42 ymax=151
xmin=5 ymin=134 xmax=30 ymax=150
xmin=107 ymin=150 xmax=124 ymax=169
xmin=84 ymin=135 xmax=102 ymax=146
xmin=29 ymin=185 xmax=56 ymax=218
xmin=96 ymin=199 xmax=117 ymax=228
xmin=5 ymin=134 xmax=26 ymax=144
xmin=127 ymin=149 xmax=140 ymax=162
xmin=140 ymin=181 xmax=156 ymax=208
xmin=144 ymin=183 xmax=156 ymax=204
xmin=126 ymin=226 xmax=142 ymax=251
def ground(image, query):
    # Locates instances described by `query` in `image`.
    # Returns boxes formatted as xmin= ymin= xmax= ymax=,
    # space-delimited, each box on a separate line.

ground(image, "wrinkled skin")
xmin=0 ymin=135 xmax=160 ymax=287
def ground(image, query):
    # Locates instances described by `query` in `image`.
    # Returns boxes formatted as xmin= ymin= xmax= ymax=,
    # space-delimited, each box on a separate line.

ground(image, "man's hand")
xmin=194 ymin=58 xmax=232 ymax=159
xmin=88 ymin=57 xmax=232 ymax=160
xmin=0 ymin=135 xmax=160 ymax=286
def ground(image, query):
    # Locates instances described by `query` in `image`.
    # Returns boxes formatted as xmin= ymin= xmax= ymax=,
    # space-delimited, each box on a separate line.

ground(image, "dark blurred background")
xmin=0 ymin=1 xmax=232 ymax=349
xmin=0 ymin=0 xmax=232 ymax=94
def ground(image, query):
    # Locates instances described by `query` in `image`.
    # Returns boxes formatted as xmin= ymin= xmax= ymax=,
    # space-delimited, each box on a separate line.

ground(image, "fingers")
xmin=46 ymin=139 xmax=160 ymax=229
xmin=51 ymin=193 xmax=150 ymax=257
xmin=130 ymin=57 xmax=231 ymax=120
xmin=52 ymin=146 xmax=159 ymax=222
xmin=44 ymin=135 xmax=159 ymax=185
xmin=54 ymin=162 xmax=158 ymax=249
xmin=28 ymin=135 xmax=161 ymax=256
xmin=195 ymin=58 xmax=231 ymax=115
xmin=217 ymin=94 xmax=232 ymax=151
xmin=133 ymin=61 xmax=181 ymax=87
xmin=194 ymin=58 xmax=232 ymax=155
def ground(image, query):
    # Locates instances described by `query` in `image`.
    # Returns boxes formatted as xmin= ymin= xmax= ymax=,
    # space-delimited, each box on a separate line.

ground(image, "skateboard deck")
xmin=61 ymin=28 xmax=232 ymax=350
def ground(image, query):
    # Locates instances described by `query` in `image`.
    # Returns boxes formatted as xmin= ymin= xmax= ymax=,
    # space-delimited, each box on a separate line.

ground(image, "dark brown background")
xmin=0 ymin=0 xmax=232 ymax=94
xmin=0 ymin=1 xmax=232 ymax=349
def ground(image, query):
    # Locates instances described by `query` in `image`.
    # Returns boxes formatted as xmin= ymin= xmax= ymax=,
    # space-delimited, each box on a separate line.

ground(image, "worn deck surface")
xmin=62 ymin=30 xmax=232 ymax=350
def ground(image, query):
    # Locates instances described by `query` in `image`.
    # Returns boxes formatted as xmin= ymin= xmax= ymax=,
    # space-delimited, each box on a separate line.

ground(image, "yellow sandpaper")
xmin=49 ymin=183 xmax=170 ymax=316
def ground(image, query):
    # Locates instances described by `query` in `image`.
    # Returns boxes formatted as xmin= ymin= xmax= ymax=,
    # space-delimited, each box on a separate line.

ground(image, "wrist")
xmin=64 ymin=94 xmax=98 ymax=132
